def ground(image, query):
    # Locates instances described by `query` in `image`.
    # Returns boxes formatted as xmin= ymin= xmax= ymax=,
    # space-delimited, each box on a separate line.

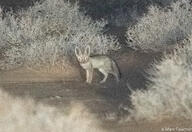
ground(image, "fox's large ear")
xmin=85 ymin=45 xmax=90 ymax=56
xmin=75 ymin=47 xmax=82 ymax=57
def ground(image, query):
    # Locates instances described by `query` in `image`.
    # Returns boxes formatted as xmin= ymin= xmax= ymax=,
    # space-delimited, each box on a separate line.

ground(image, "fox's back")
xmin=89 ymin=56 xmax=112 ymax=69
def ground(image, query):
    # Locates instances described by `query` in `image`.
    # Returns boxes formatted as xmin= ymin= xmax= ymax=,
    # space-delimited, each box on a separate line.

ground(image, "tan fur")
xmin=75 ymin=46 xmax=120 ymax=84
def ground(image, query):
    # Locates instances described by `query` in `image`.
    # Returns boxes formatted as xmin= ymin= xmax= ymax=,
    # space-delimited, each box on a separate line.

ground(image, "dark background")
xmin=0 ymin=0 xmax=175 ymax=19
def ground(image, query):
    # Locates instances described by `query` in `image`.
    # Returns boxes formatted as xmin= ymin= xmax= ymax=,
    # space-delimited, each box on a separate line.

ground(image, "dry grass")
xmin=129 ymin=35 xmax=192 ymax=121
xmin=0 ymin=88 xmax=106 ymax=132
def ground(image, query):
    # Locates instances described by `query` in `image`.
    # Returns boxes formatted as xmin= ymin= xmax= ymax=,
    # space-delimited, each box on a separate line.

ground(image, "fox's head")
xmin=75 ymin=45 xmax=90 ymax=64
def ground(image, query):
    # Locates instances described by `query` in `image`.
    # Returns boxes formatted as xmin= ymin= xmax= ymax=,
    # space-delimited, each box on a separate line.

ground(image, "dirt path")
xmin=0 ymin=50 xmax=158 ymax=113
xmin=1 ymin=50 xmax=191 ymax=132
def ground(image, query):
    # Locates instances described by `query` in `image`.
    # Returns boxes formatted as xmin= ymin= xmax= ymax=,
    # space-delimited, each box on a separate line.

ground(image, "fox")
xmin=75 ymin=45 xmax=120 ymax=84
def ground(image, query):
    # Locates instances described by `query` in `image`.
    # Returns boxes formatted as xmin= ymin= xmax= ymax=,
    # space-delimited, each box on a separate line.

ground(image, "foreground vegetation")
xmin=0 ymin=89 xmax=105 ymax=132
xmin=127 ymin=0 xmax=192 ymax=121
xmin=130 ymin=36 xmax=192 ymax=120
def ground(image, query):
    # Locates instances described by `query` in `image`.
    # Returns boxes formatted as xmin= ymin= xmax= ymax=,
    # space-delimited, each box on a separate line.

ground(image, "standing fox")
xmin=75 ymin=45 xmax=120 ymax=84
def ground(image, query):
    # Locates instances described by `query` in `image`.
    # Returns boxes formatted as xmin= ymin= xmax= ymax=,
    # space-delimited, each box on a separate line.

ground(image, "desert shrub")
xmin=0 ymin=0 xmax=119 ymax=70
xmin=0 ymin=88 xmax=105 ymax=132
xmin=107 ymin=0 xmax=176 ymax=27
xmin=126 ymin=0 xmax=192 ymax=51
xmin=129 ymin=35 xmax=192 ymax=121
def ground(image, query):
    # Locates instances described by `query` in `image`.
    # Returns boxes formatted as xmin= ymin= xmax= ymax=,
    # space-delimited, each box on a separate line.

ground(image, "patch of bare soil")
xmin=105 ymin=118 xmax=192 ymax=132
xmin=0 ymin=50 xmax=191 ymax=132
xmin=0 ymin=65 xmax=80 ymax=83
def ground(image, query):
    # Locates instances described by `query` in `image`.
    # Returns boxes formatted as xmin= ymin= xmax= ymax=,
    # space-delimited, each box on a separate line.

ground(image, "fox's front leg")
xmin=86 ymin=70 xmax=89 ymax=83
xmin=86 ymin=69 xmax=93 ymax=84
xmin=88 ymin=68 xmax=93 ymax=83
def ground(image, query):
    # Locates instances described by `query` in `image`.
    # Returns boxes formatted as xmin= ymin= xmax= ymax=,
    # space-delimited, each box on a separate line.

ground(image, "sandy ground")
xmin=0 ymin=50 xmax=191 ymax=132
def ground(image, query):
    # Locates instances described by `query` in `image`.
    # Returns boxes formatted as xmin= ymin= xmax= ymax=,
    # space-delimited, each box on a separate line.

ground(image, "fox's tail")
xmin=112 ymin=60 xmax=120 ymax=82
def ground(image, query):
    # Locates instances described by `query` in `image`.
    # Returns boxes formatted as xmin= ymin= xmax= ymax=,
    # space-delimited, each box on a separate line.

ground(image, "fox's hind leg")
xmin=111 ymin=61 xmax=120 ymax=82
xmin=99 ymin=69 xmax=108 ymax=83
xmin=111 ymin=72 xmax=120 ymax=82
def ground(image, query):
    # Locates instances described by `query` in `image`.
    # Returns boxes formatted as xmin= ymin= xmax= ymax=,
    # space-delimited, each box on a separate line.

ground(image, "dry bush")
xmin=129 ymin=36 xmax=192 ymax=121
xmin=109 ymin=0 xmax=176 ymax=27
xmin=0 ymin=88 xmax=105 ymax=132
xmin=0 ymin=0 xmax=119 ymax=70
xmin=126 ymin=0 xmax=192 ymax=51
